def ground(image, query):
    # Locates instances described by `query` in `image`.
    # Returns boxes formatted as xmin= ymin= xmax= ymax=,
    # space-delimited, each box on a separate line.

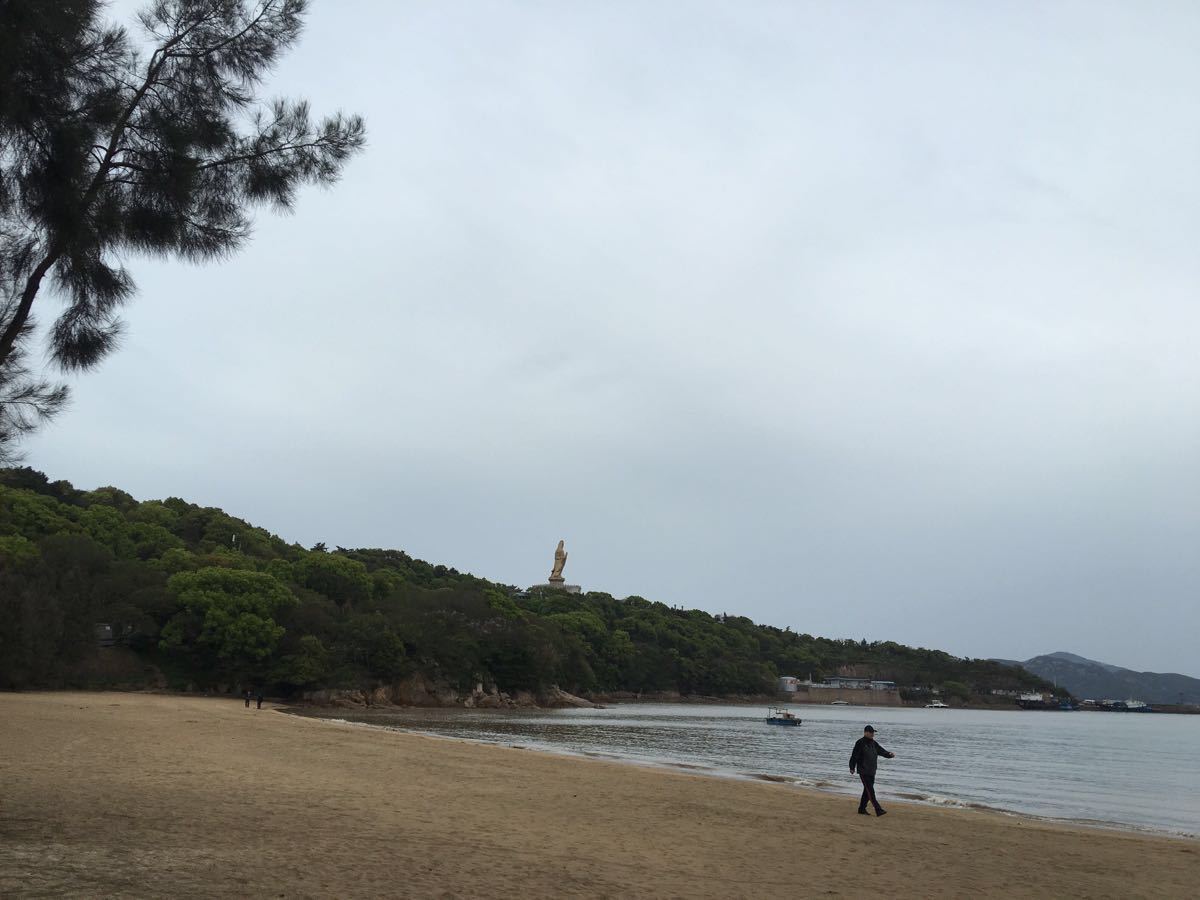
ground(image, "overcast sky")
xmin=26 ymin=1 xmax=1200 ymax=675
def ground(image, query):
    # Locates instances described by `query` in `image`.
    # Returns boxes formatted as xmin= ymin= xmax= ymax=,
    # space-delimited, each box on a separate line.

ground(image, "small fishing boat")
xmin=925 ymin=700 xmax=950 ymax=709
xmin=766 ymin=706 xmax=802 ymax=726
xmin=829 ymin=700 xmax=850 ymax=706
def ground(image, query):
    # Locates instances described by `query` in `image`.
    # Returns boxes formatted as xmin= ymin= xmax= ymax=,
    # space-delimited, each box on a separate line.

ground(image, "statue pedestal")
xmin=531 ymin=582 xmax=581 ymax=594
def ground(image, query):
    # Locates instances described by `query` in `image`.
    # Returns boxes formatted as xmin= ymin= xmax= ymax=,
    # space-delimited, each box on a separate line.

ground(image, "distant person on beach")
xmin=849 ymin=725 xmax=895 ymax=817
xmin=244 ymin=689 xmax=252 ymax=708
xmin=255 ymin=691 xmax=264 ymax=710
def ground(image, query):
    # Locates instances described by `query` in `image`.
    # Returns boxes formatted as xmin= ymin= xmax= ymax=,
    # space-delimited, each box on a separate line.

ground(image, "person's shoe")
xmin=857 ymin=809 xmax=869 ymax=815
xmin=875 ymin=808 xmax=888 ymax=817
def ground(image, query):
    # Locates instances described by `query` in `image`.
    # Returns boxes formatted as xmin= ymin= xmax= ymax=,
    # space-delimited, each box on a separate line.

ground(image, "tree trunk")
xmin=0 ymin=250 xmax=60 ymax=368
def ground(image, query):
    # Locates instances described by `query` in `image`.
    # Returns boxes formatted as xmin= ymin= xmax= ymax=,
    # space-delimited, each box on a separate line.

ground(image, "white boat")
xmin=925 ymin=700 xmax=950 ymax=709
xmin=830 ymin=700 xmax=850 ymax=706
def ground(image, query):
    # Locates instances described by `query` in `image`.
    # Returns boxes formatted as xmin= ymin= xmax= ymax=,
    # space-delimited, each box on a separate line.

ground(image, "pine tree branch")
xmin=1 ymin=16 xmax=190 ymax=367
xmin=166 ymin=1 xmax=280 ymax=62
xmin=192 ymin=136 xmax=342 ymax=172
xmin=0 ymin=253 xmax=58 ymax=370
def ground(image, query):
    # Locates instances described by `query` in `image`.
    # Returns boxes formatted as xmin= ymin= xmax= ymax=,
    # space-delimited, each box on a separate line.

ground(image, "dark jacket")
xmin=849 ymin=736 xmax=893 ymax=776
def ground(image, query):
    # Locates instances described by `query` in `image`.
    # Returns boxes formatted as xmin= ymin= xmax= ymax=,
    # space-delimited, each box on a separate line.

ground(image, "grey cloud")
xmin=30 ymin=0 xmax=1200 ymax=674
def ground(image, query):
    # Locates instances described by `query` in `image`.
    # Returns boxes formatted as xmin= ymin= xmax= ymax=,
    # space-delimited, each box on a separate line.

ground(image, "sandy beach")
xmin=0 ymin=693 xmax=1195 ymax=898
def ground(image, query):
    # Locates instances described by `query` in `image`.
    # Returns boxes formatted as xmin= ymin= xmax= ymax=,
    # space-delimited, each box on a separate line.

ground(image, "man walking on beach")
xmin=849 ymin=725 xmax=895 ymax=816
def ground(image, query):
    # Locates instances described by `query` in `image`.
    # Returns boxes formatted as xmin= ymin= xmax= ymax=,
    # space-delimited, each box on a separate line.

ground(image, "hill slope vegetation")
xmin=0 ymin=468 xmax=1055 ymax=702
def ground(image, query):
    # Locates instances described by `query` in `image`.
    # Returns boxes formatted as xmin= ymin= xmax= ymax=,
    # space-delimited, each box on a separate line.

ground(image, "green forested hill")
xmin=0 ymin=468 xmax=1054 ymax=701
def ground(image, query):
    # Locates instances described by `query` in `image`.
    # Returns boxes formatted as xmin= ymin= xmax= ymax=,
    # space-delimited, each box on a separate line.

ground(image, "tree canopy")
xmin=0 ymin=0 xmax=365 ymax=461
xmin=0 ymin=466 xmax=1060 ymax=703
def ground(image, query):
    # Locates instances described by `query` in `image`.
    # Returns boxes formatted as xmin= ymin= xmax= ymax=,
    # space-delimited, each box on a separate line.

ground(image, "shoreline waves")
xmin=297 ymin=709 xmax=1198 ymax=841
xmin=295 ymin=700 xmax=1200 ymax=838
xmin=2 ymin=692 xmax=1196 ymax=899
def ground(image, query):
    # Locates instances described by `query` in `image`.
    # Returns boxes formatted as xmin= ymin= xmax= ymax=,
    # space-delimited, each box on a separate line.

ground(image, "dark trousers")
xmin=858 ymin=771 xmax=883 ymax=812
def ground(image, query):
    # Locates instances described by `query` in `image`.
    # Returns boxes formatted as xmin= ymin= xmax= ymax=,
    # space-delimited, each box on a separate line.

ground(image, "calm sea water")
xmin=306 ymin=703 xmax=1200 ymax=836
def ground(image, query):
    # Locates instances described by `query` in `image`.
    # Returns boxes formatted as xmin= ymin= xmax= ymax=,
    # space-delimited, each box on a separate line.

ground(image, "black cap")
xmin=864 ymin=725 xmax=875 ymax=733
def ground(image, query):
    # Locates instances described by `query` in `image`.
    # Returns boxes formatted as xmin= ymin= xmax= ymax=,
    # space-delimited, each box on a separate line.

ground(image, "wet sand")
xmin=0 ymin=692 xmax=1195 ymax=898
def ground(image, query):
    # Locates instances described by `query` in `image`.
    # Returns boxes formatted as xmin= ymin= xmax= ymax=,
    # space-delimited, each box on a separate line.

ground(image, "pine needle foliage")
xmin=0 ymin=0 xmax=365 ymax=460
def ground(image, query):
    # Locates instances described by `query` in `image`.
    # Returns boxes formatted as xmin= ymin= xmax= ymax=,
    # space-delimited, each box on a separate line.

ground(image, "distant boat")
xmin=1017 ymin=694 xmax=1079 ymax=711
xmin=1097 ymin=698 xmax=1154 ymax=713
xmin=766 ymin=706 xmax=802 ymax=726
xmin=829 ymin=700 xmax=850 ymax=706
xmin=925 ymin=700 xmax=950 ymax=709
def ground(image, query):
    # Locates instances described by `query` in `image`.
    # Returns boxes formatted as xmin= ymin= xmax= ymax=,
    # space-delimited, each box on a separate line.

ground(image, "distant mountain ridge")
xmin=996 ymin=651 xmax=1200 ymax=705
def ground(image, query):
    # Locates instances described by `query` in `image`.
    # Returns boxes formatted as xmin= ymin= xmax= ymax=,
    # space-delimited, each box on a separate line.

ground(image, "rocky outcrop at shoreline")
xmin=300 ymin=674 xmax=599 ymax=710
